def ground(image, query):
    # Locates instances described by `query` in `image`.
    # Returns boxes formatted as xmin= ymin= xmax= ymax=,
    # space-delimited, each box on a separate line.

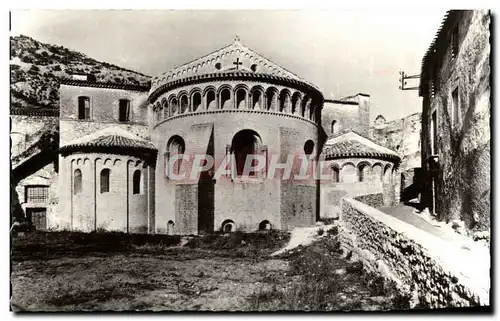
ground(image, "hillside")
xmin=10 ymin=35 xmax=152 ymax=111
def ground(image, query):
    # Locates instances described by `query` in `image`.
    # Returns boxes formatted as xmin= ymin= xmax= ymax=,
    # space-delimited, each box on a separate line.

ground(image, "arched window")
xmin=266 ymin=88 xmax=278 ymax=111
xmin=221 ymin=219 xmax=235 ymax=233
xmin=220 ymin=88 xmax=231 ymax=109
xmin=170 ymin=98 xmax=178 ymax=115
xmin=192 ymin=92 xmax=201 ymax=112
xmin=133 ymin=170 xmax=142 ymax=195
xmin=304 ymin=140 xmax=315 ymax=155
xmin=180 ymin=95 xmax=189 ymax=114
xmin=73 ymin=169 xmax=82 ymax=195
xmin=231 ymin=130 xmax=262 ymax=177
xmin=166 ymin=136 xmax=186 ymax=177
xmin=78 ymin=96 xmax=90 ymax=120
xmin=301 ymin=97 xmax=309 ymax=117
xmin=332 ymin=166 xmax=340 ymax=183
xmin=162 ymin=99 xmax=169 ymax=118
xmin=100 ymin=168 xmax=110 ymax=193
xmin=331 ymin=120 xmax=337 ymax=134
xmin=252 ymin=90 xmax=262 ymax=109
xmin=291 ymin=93 xmax=301 ymax=114
xmin=358 ymin=163 xmax=370 ymax=182
xmin=206 ymin=90 xmax=216 ymax=110
xmin=167 ymin=220 xmax=175 ymax=235
xmin=279 ymin=91 xmax=290 ymax=113
xmin=259 ymin=220 xmax=272 ymax=230
xmin=236 ymin=89 xmax=246 ymax=109
xmin=118 ymin=99 xmax=130 ymax=122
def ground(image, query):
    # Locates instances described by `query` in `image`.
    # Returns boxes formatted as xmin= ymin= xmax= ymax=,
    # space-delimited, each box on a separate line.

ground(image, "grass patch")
xmin=250 ymin=232 xmax=411 ymax=311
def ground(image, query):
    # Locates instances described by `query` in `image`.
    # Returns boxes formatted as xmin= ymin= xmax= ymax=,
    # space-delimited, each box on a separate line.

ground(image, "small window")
xmin=332 ymin=166 xmax=340 ymax=183
xmin=78 ymin=97 xmax=90 ymax=120
xmin=331 ymin=120 xmax=337 ymax=134
xmin=100 ymin=169 xmax=110 ymax=193
xmin=25 ymin=185 xmax=49 ymax=203
xmin=304 ymin=140 xmax=315 ymax=155
xmin=451 ymin=24 xmax=459 ymax=60
xmin=118 ymin=99 xmax=130 ymax=122
xmin=74 ymin=169 xmax=82 ymax=195
xmin=133 ymin=170 xmax=142 ymax=195
xmin=431 ymin=111 xmax=437 ymax=155
xmin=452 ymin=87 xmax=459 ymax=127
xmin=358 ymin=164 xmax=367 ymax=182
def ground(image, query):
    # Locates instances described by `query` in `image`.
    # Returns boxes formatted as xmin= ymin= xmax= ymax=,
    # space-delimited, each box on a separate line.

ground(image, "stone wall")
xmin=319 ymin=157 xmax=398 ymax=219
xmin=153 ymin=101 xmax=320 ymax=234
xmin=354 ymin=193 xmax=384 ymax=208
xmin=340 ymin=197 xmax=489 ymax=308
xmin=58 ymin=152 xmax=155 ymax=233
xmin=15 ymin=162 xmax=58 ymax=228
xmin=420 ymin=10 xmax=491 ymax=230
xmin=369 ymin=112 xmax=421 ymax=172
xmin=321 ymin=94 xmax=370 ymax=138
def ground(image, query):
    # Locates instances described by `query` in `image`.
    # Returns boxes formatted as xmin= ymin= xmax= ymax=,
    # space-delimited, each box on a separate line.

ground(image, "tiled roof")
xmin=323 ymin=131 xmax=400 ymax=161
xmin=60 ymin=79 xmax=150 ymax=92
xmin=59 ymin=127 xmax=156 ymax=153
xmin=418 ymin=10 xmax=458 ymax=96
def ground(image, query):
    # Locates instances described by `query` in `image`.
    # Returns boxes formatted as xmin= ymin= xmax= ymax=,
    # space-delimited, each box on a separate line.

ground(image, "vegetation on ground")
xmin=11 ymin=228 xmax=409 ymax=311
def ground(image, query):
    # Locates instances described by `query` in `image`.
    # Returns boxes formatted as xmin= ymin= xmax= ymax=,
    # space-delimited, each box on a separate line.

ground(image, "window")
xmin=192 ymin=92 xmax=202 ymax=112
xmin=452 ymin=87 xmax=459 ymax=127
xmin=166 ymin=136 xmax=186 ymax=177
xmin=220 ymin=89 xmax=231 ymax=109
xmin=358 ymin=164 xmax=367 ymax=182
xmin=451 ymin=24 xmax=459 ymax=60
xmin=331 ymin=120 xmax=337 ymax=134
xmin=332 ymin=166 xmax=340 ymax=183
xmin=236 ymin=89 xmax=246 ymax=109
xmin=180 ymin=95 xmax=189 ymax=113
xmin=74 ymin=169 xmax=82 ymax=195
xmin=231 ymin=130 xmax=262 ymax=177
xmin=25 ymin=185 xmax=49 ymax=203
xmin=100 ymin=169 xmax=110 ymax=193
xmin=133 ymin=170 xmax=142 ymax=194
xmin=118 ymin=99 xmax=130 ymax=122
xmin=431 ymin=111 xmax=437 ymax=155
xmin=304 ymin=140 xmax=315 ymax=156
xmin=78 ymin=96 xmax=90 ymax=120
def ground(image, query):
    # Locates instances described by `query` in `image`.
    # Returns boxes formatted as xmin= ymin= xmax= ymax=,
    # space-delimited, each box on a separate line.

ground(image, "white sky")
xmin=11 ymin=9 xmax=446 ymax=121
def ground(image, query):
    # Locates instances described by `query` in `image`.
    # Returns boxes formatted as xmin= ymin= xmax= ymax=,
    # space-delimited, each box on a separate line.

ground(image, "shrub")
xmin=317 ymin=228 xmax=324 ymax=236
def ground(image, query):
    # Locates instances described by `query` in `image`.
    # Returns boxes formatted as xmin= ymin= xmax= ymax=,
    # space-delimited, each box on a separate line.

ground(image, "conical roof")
xmin=323 ymin=131 xmax=400 ymax=161
xmin=151 ymin=36 xmax=317 ymax=91
xmin=59 ymin=127 xmax=156 ymax=153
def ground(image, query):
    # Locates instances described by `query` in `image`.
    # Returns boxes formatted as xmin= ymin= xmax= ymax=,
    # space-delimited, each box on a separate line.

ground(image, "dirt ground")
xmin=10 ymin=230 xmax=406 ymax=312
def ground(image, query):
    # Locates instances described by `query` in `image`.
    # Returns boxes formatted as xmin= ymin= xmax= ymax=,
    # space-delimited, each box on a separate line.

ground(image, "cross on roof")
xmin=234 ymin=35 xmax=240 ymax=42
xmin=233 ymin=58 xmax=242 ymax=70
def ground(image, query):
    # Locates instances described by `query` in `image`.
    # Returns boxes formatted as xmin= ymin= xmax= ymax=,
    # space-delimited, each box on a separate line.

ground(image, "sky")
xmin=10 ymin=9 xmax=447 ymax=122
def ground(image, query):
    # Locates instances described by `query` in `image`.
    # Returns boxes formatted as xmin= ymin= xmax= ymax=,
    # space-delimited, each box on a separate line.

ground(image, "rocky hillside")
xmin=10 ymin=35 xmax=151 ymax=110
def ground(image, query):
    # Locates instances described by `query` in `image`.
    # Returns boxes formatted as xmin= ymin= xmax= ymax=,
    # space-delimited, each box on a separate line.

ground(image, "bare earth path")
xmin=10 ymin=231 xmax=403 ymax=312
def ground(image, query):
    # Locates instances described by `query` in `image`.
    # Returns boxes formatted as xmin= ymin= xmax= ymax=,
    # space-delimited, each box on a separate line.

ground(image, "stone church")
xmin=13 ymin=37 xmax=401 ymax=235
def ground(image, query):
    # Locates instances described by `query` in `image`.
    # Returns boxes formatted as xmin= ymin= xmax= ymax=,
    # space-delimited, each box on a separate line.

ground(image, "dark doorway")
xmin=26 ymin=207 xmax=46 ymax=230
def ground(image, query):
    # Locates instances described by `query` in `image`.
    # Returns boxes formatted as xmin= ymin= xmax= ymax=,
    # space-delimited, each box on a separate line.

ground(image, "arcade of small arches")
xmin=329 ymin=160 xmax=396 ymax=184
xmin=70 ymin=157 xmax=149 ymax=193
xmin=151 ymin=84 xmax=320 ymax=124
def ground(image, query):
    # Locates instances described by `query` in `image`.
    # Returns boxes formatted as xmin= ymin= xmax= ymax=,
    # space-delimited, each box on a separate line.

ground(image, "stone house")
xmin=12 ymin=37 xmax=402 ymax=234
xmin=419 ymin=10 xmax=490 ymax=230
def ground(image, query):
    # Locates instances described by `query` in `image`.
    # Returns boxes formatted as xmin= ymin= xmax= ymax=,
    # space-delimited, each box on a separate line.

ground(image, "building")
xmin=12 ymin=37 xmax=402 ymax=234
xmin=419 ymin=10 xmax=491 ymax=231
xmin=320 ymin=131 xmax=401 ymax=219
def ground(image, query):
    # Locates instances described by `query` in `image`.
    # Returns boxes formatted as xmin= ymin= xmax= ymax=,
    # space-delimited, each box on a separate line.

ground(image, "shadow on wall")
xmin=198 ymin=127 xmax=215 ymax=234
xmin=400 ymin=168 xmax=424 ymax=211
